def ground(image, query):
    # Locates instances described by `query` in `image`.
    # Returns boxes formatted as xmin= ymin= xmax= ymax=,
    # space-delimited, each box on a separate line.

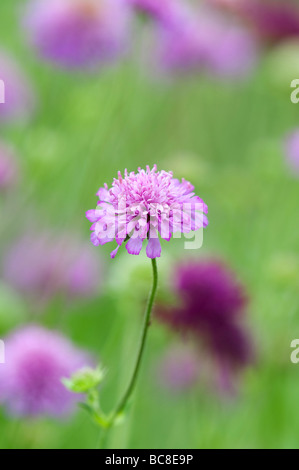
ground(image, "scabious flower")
xmin=148 ymin=3 xmax=257 ymax=78
xmin=210 ymin=0 xmax=299 ymax=45
xmin=0 ymin=326 xmax=90 ymax=416
xmin=3 ymin=233 xmax=103 ymax=303
xmin=86 ymin=165 xmax=208 ymax=259
xmin=153 ymin=9 xmax=209 ymax=74
xmin=0 ymin=50 xmax=35 ymax=124
xmin=157 ymin=260 xmax=252 ymax=371
xmin=25 ymin=0 xmax=131 ymax=70
xmin=0 ymin=141 xmax=18 ymax=192
xmin=284 ymin=130 xmax=299 ymax=176
xmin=202 ymin=22 xmax=257 ymax=79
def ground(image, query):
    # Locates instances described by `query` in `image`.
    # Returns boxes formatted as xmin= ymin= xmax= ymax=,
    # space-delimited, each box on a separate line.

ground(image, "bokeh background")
xmin=0 ymin=0 xmax=299 ymax=449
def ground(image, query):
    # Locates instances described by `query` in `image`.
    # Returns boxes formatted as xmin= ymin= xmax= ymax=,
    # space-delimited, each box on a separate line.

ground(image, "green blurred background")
xmin=0 ymin=0 xmax=299 ymax=449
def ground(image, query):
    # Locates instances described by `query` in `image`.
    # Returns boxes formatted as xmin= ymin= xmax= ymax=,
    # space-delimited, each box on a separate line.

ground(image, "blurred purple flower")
xmin=0 ymin=326 xmax=90 ymax=417
xmin=150 ymin=4 xmax=257 ymax=79
xmin=25 ymin=0 xmax=131 ymax=70
xmin=157 ymin=346 xmax=199 ymax=392
xmin=154 ymin=10 xmax=208 ymax=74
xmin=0 ymin=50 xmax=35 ymax=124
xmin=157 ymin=260 xmax=252 ymax=370
xmin=0 ymin=141 xmax=18 ymax=192
xmin=203 ymin=22 xmax=257 ymax=79
xmin=86 ymin=165 xmax=208 ymax=259
xmin=284 ymin=130 xmax=299 ymax=176
xmin=210 ymin=0 xmax=299 ymax=45
xmin=3 ymin=233 xmax=103 ymax=303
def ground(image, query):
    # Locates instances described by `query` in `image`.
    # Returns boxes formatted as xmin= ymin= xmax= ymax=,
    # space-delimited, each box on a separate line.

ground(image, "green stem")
xmin=111 ymin=258 xmax=158 ymax=421
xmin=98 ymin=258 xmax=158 ymax=448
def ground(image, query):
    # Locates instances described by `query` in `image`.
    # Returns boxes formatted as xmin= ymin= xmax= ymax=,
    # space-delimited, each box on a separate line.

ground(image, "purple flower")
xmin=157 ymin=260 xmax=252 ymax=370
xmin=150 ymin=4 xmax=257 ymax=78
xmin=242 ymin=0 xmax=299 ymax=44
xmin=203 ymin=23 xmax=257 ymax=79
xmin=25 ymin=0 xmax=131 ymax=70
xmin=211 ymin=0 xmax=299 ymax=45
xmin=147 ymin=3 xmax=208 ymax=74
xmin=0 ymin=141 xmax=18 ymax=192
xmin=86 ymin=165 xmax=208 ymax=259
xmin=0 ymin=326 xmax=90 ymax=417
xmin=157 ymin=346 xmax=199 ymax=392
xmin=3 ymin=233 xmax=103 ymax=303
xmin=0 ymin=50 xmax=35 ymax=124
xmin=284 ymin=130 xmax=299 ymax=176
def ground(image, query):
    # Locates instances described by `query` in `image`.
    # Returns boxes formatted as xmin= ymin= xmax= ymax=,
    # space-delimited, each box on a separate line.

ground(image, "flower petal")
xmin=91 ymin=233 xmax=100 ymax=247
xmin=96 ymin=187 xmax=111 ymax=202
xmin=146 ymin=236 xmax=161 ymax=259
xmin=110 ymin=246 xmax=120 ymax=259
xmin=98 ymin=236 xmax=114 ymax=246
xmin=86 ymin=209 xmax=100 ymax=223
xmin=126 ymin=237 xmax=143 ymax=256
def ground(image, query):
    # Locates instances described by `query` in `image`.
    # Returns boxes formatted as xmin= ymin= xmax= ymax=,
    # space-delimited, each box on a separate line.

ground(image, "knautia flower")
xmin=203 ymin=22 xmax=257 ymax=79
xmin=157 ymin=260 xmax=252 ymax=370
xmin=25 ymin=0 xmax=131 ymax=70
xmin=151 ymin=4 xmax=209 ymax=74
xmin=0 ymin=141 xmax=18 ymax=192
xmin=0 ymin=326 xmax=90 ymax=416
xmin=148 ymin=4 xmax=257 ymax=79
xmin=210 ymin=0 xmax=299 ymax=45
xmin=243 ymin=1 xmax=299 ymax=45
xmin=0 ymin=50 xmax=35 ymax=124
xmin=3 ymin=232 xmax=103 ymax=303
xmin=86 ymin=165 xmax=208 ymax=259
xmin=284 ymin=130 xmax=299 ymax=176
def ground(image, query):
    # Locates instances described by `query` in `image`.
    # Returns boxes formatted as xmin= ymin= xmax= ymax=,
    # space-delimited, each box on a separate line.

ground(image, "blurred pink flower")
xmin=147 ymin=3 xmax=257 ymax=79
xmin=3 ymin=232 xmax=103 ymax=303
xmin=0 ymin=326 xmax=90 ymax=417
xmin=25 ymin=0 xmax=131 ymax=70
xmin=0 ymin=50 xmax=36 ymax=124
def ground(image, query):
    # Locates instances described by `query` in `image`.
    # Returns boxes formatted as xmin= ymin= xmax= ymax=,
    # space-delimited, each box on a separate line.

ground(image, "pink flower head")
xmin=0 ymin=326 xmax=90 ymax=417
xmin=25 ymin=0 xmax=131 ymax=70
xmin=148 ymin=2 xmax=208 ymax=74
xmin=202 ymin=22 xmax=257 ymax=79
xmin=86 ymin=165 xmax=208 ymax=259
xmin=0 ymin=141 xmax=18 ymax=192
xmin=284 ymin=130 xmax=299 ymax=176
xmin=3 ymin=232 xmax=103 ymax=303
xmin=210 ymin=0 xmax=299 ymax=45
xmin=148 ymin=3 xmax=257 ymax=78
xmin=0 ymin=50 xmax=35 ymax=124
